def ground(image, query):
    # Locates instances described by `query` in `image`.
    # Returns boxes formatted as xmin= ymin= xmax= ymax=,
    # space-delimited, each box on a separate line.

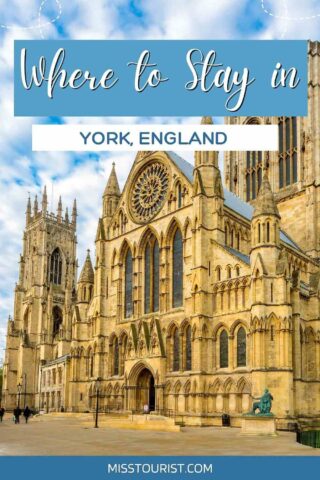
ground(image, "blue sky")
xmin=1 ymin=0 xmax=320 ymax=359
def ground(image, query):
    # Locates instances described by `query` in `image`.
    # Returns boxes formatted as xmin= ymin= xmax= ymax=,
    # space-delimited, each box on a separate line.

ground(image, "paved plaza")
xmin=0 ymin=414 xmax=319 ymax=456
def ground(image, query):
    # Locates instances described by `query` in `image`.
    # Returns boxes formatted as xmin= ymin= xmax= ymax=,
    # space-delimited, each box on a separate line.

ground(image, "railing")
xmin=297 ymin=430 xmax=320 ymax=448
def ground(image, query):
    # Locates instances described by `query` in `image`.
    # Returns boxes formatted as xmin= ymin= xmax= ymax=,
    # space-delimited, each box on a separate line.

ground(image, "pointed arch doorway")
xmin=136 ymin=368 xmax=155 ymax=412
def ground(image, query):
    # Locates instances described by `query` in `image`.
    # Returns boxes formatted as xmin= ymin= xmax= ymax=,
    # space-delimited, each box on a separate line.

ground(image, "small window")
xmin=237 ymin=327 xmax=246 ymax=367
xmin=266 ymin=222 xmax=270 ymax=242
xmin=220 ymin=330 xmax=228 ymax=368
xmin=52 ymin=306 xmax=63 ymax=337
xmin=113 ymin=338 xmax=119 ymax=375
xmin=173 ymin=328 xmax=180 ymax=371
xmin=270 ymin=325 xmax=274 ymax=341
xmin=177 ymin=183 xmax=182 ymax=208
xmin=216 ymin=267 xmax=221 ymax=281
xmin=227 ymin=266 xmax=232 ymax=279
xmin=185 ymin=325 xmax=192 ymax=370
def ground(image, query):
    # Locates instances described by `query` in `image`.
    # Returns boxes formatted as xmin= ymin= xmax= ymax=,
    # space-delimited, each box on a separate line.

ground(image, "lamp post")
xmin=94 ymin=377 xmax=102 ymax=429
xmin=21 ymin=373 xmax=27 ymax=408
xmin=17 ymin=382 xmax=22 ymax=409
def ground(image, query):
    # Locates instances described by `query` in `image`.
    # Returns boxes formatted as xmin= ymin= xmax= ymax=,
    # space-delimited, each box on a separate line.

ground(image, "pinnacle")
xmin=103 ymin=162 xmax=120 ymax=197
xmin=78 ymin=249 xmax=94 ymax=284
xmin=201 ymin=116 xmax=213 ymax=125
xmin=253 ymin=172 xmax=280 ymax=218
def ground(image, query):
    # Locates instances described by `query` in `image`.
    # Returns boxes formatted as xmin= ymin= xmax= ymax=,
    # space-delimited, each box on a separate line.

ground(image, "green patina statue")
xmin=250 ymin=389 xmax=274 ymax=416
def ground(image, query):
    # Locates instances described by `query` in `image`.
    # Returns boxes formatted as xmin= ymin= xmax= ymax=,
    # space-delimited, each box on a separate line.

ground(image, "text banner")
xmin=15 ymin=40 xmax=307 ymax=117
xmin=32 ymin=124 xmax=278 ymax=151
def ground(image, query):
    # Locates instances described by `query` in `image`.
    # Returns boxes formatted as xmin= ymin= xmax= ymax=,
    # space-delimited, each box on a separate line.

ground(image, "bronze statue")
xmin=251 ymin=389 xmax=273 ymax=415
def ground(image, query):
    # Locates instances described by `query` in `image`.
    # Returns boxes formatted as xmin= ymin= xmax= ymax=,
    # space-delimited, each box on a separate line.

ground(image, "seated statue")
xmin=251 ymin=389 xmax=273 ymax=415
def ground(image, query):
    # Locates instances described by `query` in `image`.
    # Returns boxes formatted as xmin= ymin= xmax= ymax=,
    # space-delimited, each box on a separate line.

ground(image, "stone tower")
xmin=2 ymin=189 xmax=77 ymax=409
xmin=224 ymin=41 xmax=320 ymax=259
xmin=249 ymin=174 xmax=294 ymax=416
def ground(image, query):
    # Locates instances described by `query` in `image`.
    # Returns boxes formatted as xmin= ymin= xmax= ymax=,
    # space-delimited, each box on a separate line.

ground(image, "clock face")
xmin=130 ymin=162 xmax=169 ymax=223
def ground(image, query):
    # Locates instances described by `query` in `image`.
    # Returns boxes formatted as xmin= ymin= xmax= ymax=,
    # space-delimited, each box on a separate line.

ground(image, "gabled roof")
xmin=225 ymin=246 xmax=250 ymax=265
xmin=167 ymin=151 xmax=194 ymax=182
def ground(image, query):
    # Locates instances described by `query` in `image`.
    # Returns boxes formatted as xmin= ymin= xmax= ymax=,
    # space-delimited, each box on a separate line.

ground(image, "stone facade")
xmin=2 ymin=43 xmax=320 ymax=429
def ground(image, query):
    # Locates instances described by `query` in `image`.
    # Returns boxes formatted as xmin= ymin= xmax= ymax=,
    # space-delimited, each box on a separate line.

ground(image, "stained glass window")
xmin=153 ymin=241 xmax=160 ymax=312
xmin=278 ymin=117 xmax=298 ymax=188
xmin=144 ymin=239 xmax=160 ymax=314
xmin=125 ymin=249 xmax=133 ymax=318
xmin=237 ymin=327 xmax=246 ymax=367
xmin=220 ymin=330 xmax=228 ymax=368
xmin=114 ymin=338 xmax=119 ymax=375
xmin=173 ymin=328 xmax=180 ymax=371
xmin=50 ymin=248 xmax=62 ymax=285
xmin=172 ymin=229 xmax=183 ymax=307
xmin=144 ymin=244 xmax=151 ymax=313
xmin=185 ymin=325 xmax=192 ymax=370
xmin=245 ymin=149 xmax=263 ymax=200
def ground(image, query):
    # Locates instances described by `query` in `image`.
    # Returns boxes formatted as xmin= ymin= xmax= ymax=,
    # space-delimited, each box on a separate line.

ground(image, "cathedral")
xmin=2 ymin=42 xmax=320 ymax=429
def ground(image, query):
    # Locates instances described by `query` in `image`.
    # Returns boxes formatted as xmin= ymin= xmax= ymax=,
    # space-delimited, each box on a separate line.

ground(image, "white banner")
xmin=32 ymin=124 xmax=278 ymax=152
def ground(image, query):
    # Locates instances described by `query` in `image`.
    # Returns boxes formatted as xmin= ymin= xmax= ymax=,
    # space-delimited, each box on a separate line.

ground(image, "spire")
xmin=26 ymin=195 xmax=31 ymax=224
xmin=41 ymin=185 xmax=48 ymax=214
xmin=253 ymin=172 xmax=280 ymax=218
xmin=201 ymin=116 xmax=213 ymax=125
xmin=72 ymin=199 xmax=77 ymax=226
xmin=103 ymin=162 xmax=120 ymax=197
xmin=57 ymin=196 xmax=62 ymax=221
xmin=65 ymin=207 xmax=69 ymax=223
xmin=33 ymin=195 xmax=38 ymax=216
xmin=103 ymin=162 xmax=121 ymax=218
xmin=78 ymin=249 xmax=94 ymax=284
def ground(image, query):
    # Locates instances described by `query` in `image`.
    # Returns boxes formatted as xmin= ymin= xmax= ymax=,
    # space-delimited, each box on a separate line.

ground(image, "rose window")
xmin=130 ymin=162 xmax=169 ymax=223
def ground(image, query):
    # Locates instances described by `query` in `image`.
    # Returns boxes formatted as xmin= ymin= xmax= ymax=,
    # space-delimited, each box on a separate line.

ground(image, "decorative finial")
xmin=72 ymin=199 xmax=77 ymax=226
xmin=33 ymin=195 xmax=38 ymax=215
xmin=42 ymin=185 xmax=48 ymax=213
xmin=57 ymin=196 xmax=62 ymax=221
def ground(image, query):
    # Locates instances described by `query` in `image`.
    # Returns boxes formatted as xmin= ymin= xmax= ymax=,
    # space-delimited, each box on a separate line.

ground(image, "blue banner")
xmin=0 ymin=456 xmax=320 ymax=480
xmin=14 ymin=40 xmax=307 ymax=117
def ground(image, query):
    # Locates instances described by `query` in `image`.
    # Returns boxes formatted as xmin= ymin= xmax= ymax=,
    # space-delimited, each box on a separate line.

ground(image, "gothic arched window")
xmin=113 ymin=338 xmax=119 ymax=375
xmin=124 ymin=249 xmax=133 ymax=318
xmin=173 ymin=328 xmax=180 ymax=371
xmin=144 ymin=238 xmax=160 ymax=313
xmin=172 ymin=228 xmax=183 ymax=307
xmin=52 ymin=306 xmax=63 ymax=337
xmin=89 ymin=350 xmax=94 ymax=377
xmin=244 ymin=119 xmax=263 ymax=201
xmin=279 ymin=117 xmax=298 ymax=188
xmin=145 ymin=243 xmax=151 ymax=313
xmin=185 ymin=325 xmax=192 ymax=370
xmin=245 ymin=151 xmax=263 ymax=201
xmin=177 ymin=183 xmax=182 ymax=208
xmin=220 ymin=330 xmax=228 ymax=368
xmin=50 ymin=248 xmax=62 ymax=285
xmin=237 ymin=327 xmax=247 ymax=367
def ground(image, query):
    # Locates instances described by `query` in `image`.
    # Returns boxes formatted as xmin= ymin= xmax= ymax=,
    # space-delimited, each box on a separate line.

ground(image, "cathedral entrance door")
xmin=136 ymin=368 xmax=155 ymax=412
